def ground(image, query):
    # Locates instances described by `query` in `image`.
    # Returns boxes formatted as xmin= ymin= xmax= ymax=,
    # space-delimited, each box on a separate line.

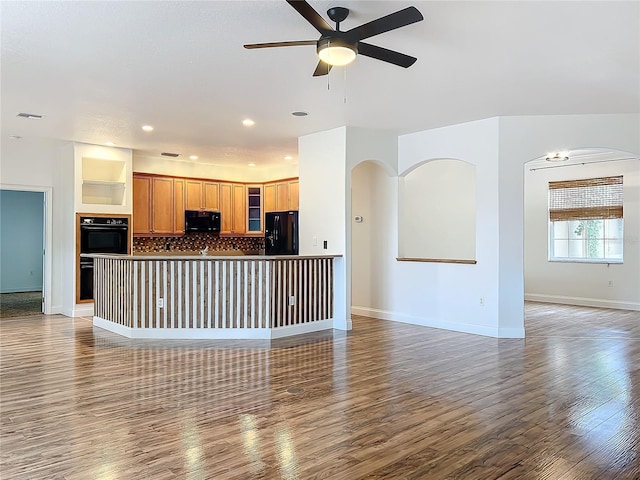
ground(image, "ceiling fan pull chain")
xmin=344 ymin=66 xmax=347 ymax=104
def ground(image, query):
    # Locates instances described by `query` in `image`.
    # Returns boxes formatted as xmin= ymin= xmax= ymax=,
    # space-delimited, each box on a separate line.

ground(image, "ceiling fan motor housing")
xmin=317 ymin=33 xmax=358 ymax=55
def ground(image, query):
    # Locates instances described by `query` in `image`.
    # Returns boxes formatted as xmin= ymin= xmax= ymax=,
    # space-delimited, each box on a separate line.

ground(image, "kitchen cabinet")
xmin=185 ymin=180 xmax=219 ymax=211
xmin=219 ymin=183 xmax=246 ymax=235
xmin=246 ymin=185 xmax=263 ymax=234
xmin=133 ymin=176 xmax=152 ymax=235
xmin=264 ymin=184 xmax=276 ymax=213
xmin=264 ymin=178 xmax=299 ymax=212
xmin=133 ymin=174 xmax=183 ymax=236
xmin=133 ymin=173 xmax=293 ymax=237
xmin=173 ymin=179 xmax=185 ymax=234
xmin=288 ymin=180 xmax=299 ymax=210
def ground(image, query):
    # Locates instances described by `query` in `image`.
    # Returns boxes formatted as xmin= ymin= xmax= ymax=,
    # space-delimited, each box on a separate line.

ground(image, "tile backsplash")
xmin=133 ymin=233 xmax=263 ymax=254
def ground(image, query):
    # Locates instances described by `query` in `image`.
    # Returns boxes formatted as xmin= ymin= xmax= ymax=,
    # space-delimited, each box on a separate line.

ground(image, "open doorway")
xmin=350 ymin=160 xmax=397 ymax=318
xmin=0 ymin=189 xmax=46 ymax=317
xmin=523 ymin=148 xmax=640 ymax=329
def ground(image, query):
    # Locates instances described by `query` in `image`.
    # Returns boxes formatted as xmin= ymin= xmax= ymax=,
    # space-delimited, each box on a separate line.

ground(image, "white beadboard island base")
xmin=86 ymin=253 xmax=340 ymax=340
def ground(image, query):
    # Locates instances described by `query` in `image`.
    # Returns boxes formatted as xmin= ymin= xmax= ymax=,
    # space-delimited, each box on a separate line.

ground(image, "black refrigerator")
xmin=264 ymin=211 xmax=298 ymax=255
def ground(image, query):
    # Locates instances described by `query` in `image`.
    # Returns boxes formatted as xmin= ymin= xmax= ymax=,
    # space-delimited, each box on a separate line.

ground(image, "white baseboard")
xmin=93 ymin=316 xmax=335 ymax=340
xmin=46 ymin=305 xmax=63 ymax=315
xmin=332 ymin=316 xmax=352 ymax=331
xmin=270 ymin=319 xmax=335 ymax=338
xmin=1 ymin=287 xmax=43 ymax=294
xmin=525 ymin=294 xmax=640 ymax=311
xmin=351 ymin=306 xmax=525 ymax=339
xmin=71 ymin=304 xmax=94 ymax=318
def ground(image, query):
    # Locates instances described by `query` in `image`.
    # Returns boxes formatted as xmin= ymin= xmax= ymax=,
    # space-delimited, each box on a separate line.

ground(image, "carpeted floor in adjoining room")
xmin=0 ymin=291 xmax=42 ymax=318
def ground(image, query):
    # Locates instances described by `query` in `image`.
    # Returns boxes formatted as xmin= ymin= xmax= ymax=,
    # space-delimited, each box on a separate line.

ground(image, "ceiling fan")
xmin=244 ymin=0 xmax=424 ymax=76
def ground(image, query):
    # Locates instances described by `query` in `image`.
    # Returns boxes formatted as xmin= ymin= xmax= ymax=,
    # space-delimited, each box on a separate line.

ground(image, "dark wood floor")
xmin=1 ymin=303 xmax=639 ymax=479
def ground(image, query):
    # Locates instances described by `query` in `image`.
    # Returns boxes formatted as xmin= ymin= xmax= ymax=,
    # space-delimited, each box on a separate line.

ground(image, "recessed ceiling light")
xmin=189 ymin=155 xmax=199 ymax=160
xmin=291 ymin=111 xmax=308 ymax=117
xmin=248 ymin=163 xmax=256 ymax=167
xmin=284 ymin=155 xmax=293 ymax=160
xmin=242 ymin=119 xmax=255 ymax=127
xmin=17 ymin=112 xmax=44 ymax=119
xmin=104 ymin=142 xmax=116 ymax=146
xmin=142 ymin=125 xmax=154 ymax=132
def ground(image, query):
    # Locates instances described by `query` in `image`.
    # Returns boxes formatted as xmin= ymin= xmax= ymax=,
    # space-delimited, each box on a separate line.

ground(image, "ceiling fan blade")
xmin=244 ymin=40 xmax=316 ymax=49
xmin=286 ymin=0 xmax=334 ymax=34
xmin=312 ymin=60 xmax=332 ymax=77
xmin=358 ymin=42 xmax=417 ymax=68
xmin=346 ymin=6 xmax=423 ymax=41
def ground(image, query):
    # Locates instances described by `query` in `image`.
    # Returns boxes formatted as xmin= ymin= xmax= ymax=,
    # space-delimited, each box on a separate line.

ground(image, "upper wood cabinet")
xmin=133 ymin=173 xmax=294 ymax=237
xmin=173 ymin=179 xmax=185 ymax=235
xmin=133 ymin=174 xmax=184 ymax=236
xmin=288 ymin=180 xmax=299 ymax=210
xmin=264 ymin=184 xmax=276 ymax=213
xmin=185 ymin=180 xmax=219 ymax=211
xmin=132 ymin=176 xmax=152 ymax=235
xmin=219 ymin=183 xmax=246 ymax=235
xmin=151 ymin=177 xmax=174 ymax=235
xmin=264 ymin=179 xmax=299 ymax=212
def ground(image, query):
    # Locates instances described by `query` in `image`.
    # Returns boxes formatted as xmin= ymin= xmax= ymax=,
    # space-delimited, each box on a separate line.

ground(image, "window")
xmin=549 ymin=176 xmax=623 ymax=262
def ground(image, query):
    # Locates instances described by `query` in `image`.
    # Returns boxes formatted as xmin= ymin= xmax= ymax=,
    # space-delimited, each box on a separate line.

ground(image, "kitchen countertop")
xmin=134 ymin=249 xmax=259 ymax=257
xmin=82 ymin=252 xmax=342 ymax=260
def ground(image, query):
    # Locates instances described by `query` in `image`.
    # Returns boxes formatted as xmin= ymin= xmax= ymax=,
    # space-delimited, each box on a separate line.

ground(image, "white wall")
xmin=298 ymin=127 xmax=347 ymax=256
xmin=0 ymin=190 xmax=44 ymax=293
xmin=391 ymin=118 xmax=506 ymax=336
xmin=134 ymin=155 xmax=299 ymax=183
xmin=525 ymin=158 xmax=639 ymax=310
xmin=1 ymin=137 xmax=60 ymax=186
xmin=1 ymin=137 xmax=68 ymax=314
xmin=298 ymin=127 xmax=348 ymax=329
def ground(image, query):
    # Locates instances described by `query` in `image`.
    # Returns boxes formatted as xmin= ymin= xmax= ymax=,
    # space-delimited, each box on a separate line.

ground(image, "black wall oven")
xmin=79 ymin=216 xmax=129 ymax=301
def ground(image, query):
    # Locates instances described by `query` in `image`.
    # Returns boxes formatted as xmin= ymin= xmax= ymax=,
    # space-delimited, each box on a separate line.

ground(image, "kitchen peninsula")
xmin=88 ymin=252 xmax=339 ymax=339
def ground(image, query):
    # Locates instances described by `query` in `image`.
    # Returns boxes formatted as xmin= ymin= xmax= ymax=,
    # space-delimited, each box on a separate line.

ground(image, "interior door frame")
xmin=0 ymin=184 xmax=52 ymax=314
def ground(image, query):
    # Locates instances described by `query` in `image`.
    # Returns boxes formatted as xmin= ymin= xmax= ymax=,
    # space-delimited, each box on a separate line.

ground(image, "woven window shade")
xmin=549 ymin=176 xmax=623 ymax=221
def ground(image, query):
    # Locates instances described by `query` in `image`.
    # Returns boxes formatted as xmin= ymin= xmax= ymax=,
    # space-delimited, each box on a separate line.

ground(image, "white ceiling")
xmin=1 ymin=1 xmax=638 ymax=171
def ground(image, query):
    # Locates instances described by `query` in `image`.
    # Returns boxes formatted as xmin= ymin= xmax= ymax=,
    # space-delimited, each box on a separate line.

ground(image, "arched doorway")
xmin=523 ymin=147 xmax=640 ymax=329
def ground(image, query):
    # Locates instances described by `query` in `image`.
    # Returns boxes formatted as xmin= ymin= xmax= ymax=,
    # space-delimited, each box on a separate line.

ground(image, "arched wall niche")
xmin=398 ymin=158 xmax=477 ymax=262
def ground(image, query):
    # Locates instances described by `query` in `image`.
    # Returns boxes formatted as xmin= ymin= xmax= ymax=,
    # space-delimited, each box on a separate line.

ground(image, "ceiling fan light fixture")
xmin=317 ymin=37 xmax=357 ymax=66
xmin=546 ymin=151 xmax=570 ymax=162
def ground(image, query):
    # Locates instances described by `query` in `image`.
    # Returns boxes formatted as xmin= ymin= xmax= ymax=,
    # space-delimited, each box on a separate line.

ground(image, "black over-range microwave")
xmin=185 ymin=210 xmax=221 ymax=233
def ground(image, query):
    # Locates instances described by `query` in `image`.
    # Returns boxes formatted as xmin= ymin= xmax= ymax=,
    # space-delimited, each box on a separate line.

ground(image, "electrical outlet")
xmin=479 ymin=297 xmax=485 ymax=306
xmin=157 ymin=298 xmax=164 ymax=308
xmin=288 ymin=296 xmax=295 ymax=306
xmin=608 ymin=280 xmax=614 ymax=287
xmin=323 ymin=240 xmax=328 ymax=249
